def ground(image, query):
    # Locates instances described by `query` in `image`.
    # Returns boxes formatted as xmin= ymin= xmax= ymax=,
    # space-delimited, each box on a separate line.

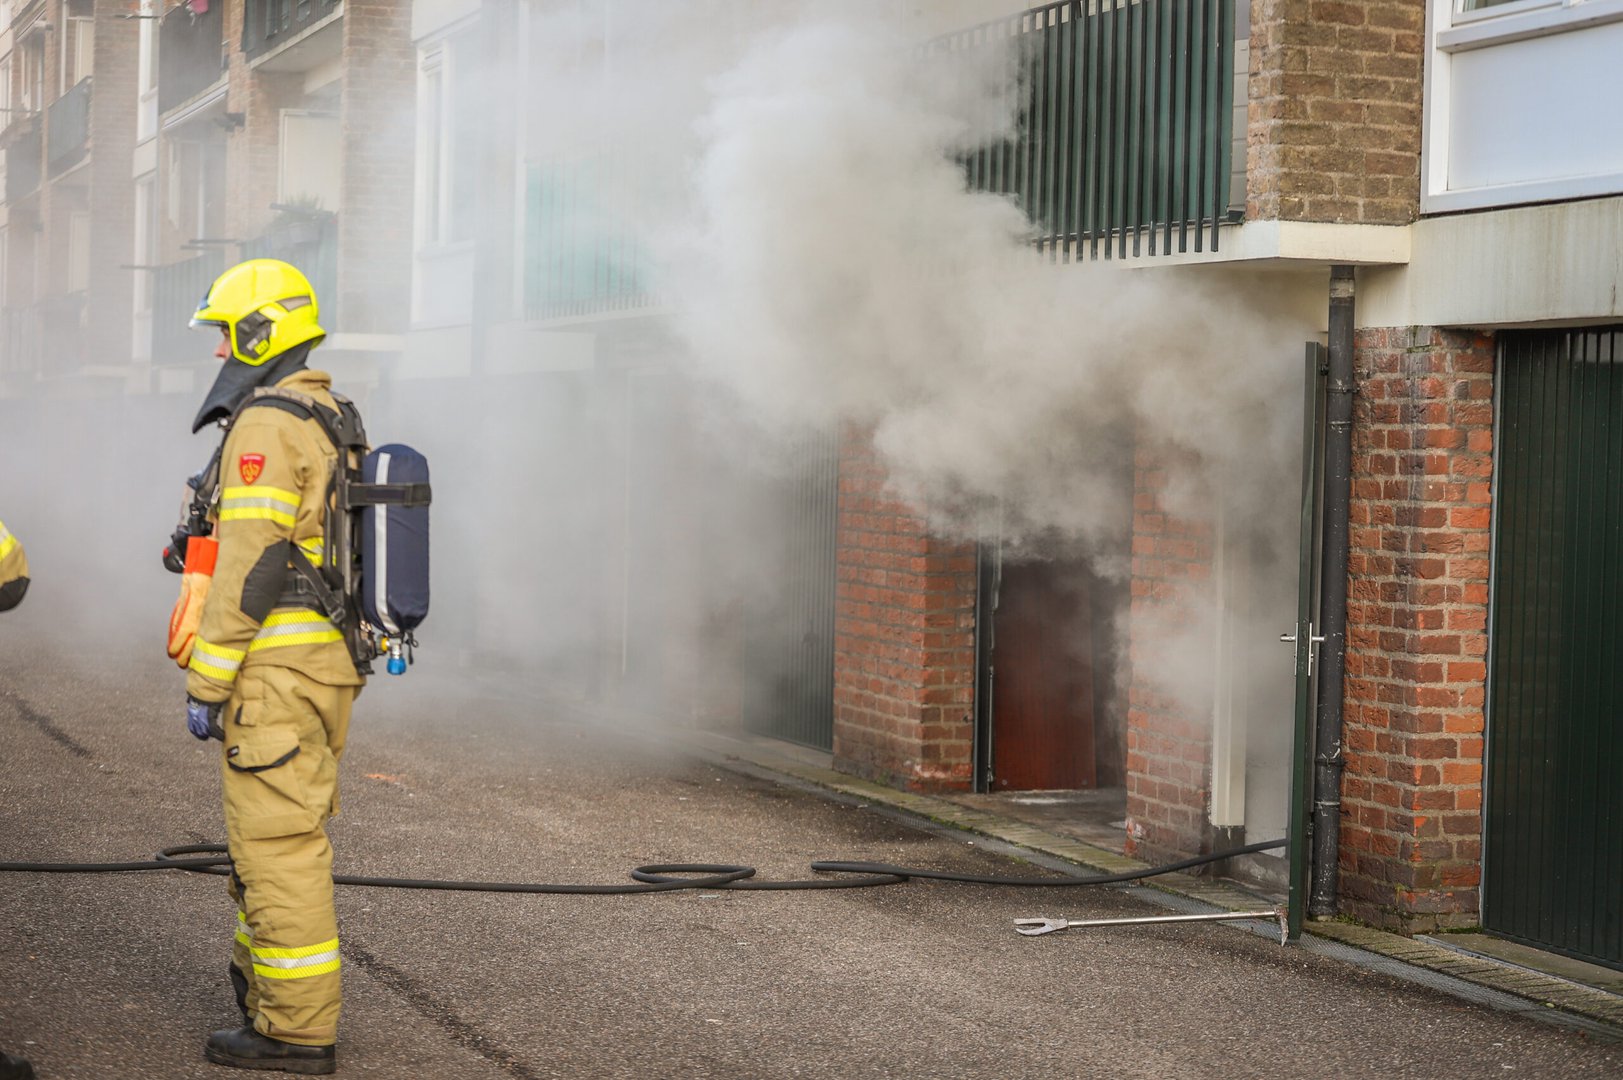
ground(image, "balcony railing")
xmin=159 ymin=1 xmax=227 ymax=113
xmin=0 ymin=296 xmax=89 ymax=377
xmin=152 ymin=250 xmax=226 ymax=365
xmin=0 ymin=306 xmax=42 ymax=378
xmin=151 ymin=216 xmax=339 ymax=365
xmin=46 ymin=77 xmax=91 ymax=174
xmin=240 ymin=213 xmax=339 ymax=327
xmin=940 ymin=0 xmax=1238 ymax=258
xmin=5 ymin=125 xmax=41 ymax=201
xmin=523 ymin=160 xmax=655 ymax=322
xmin=243 ymin=0 xmax=342 ymax=62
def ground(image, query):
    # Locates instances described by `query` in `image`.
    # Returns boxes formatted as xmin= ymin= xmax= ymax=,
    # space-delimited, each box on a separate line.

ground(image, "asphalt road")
xmin=1 ymin=638 xmax=1618 ymax=1079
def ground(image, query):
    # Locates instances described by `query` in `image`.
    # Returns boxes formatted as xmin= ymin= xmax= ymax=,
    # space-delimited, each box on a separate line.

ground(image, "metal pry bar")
xmin=1015 ymin=908 xmax=1289 ymax=945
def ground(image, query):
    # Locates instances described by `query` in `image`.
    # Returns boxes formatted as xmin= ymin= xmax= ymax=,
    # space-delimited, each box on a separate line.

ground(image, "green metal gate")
xmin=1486 ymin=328 xmax=1623 ymax=970
xmin=741 ymin=430 xmax=838 ymax=751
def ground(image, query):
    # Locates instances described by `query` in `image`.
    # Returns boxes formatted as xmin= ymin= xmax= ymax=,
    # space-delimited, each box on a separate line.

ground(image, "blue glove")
xmin=186 ymin=696 xmax=224 ymax=741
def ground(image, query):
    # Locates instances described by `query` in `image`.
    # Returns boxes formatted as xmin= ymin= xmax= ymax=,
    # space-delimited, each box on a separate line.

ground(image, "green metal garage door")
xmin=1486 ymin=329 xmax=1623 ymax=970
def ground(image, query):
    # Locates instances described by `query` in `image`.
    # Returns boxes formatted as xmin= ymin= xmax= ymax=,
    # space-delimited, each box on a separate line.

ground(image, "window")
xmin=1440 ymin=0 xmax=1623 ymax=44
xmin=133 ymin=174 xmax=157 ymax=360
xmin=137 ymin=0 xmax=159 ymax=142
xmin=67 ymin=212 xmax=91 ymax=294
xmin=416 ymin=31 xmax=478 ymax=248
xmin=62 ymin=0 xmax=95 ymax=91
xmin=419 ymin=56 xmax=444 ymax=242
xmin=279 ymin=110 xmax=340 ymax=209
xmin=1424 ymin=0 xmax=1623 ymax=212
xmin=20 ymin=37 xmax=45 ymax=113
xmin=165 ymin=135 xmax=228 ymax=243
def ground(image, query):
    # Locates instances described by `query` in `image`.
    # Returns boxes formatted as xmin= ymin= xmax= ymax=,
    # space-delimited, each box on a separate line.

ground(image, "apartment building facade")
xmin=0 ymin=0 xmax=138 ymax=390
xmin=828 ymin=0 xmax=1621 ymax=967
xmin=414 ymin=0 xmax=1619 ymax=968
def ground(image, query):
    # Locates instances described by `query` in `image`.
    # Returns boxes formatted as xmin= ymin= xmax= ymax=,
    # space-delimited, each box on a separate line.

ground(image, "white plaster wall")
xmin=1359 ymin=196 xmax=1623 ymax=329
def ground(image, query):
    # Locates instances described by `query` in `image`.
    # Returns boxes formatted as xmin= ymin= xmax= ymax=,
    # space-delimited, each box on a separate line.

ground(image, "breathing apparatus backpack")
xmin=177 ymin=387 xmax=432 ymax=676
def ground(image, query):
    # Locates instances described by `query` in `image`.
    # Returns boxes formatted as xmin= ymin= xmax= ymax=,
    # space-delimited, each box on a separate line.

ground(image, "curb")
xmin=694 ymin=731 xmax=1623 ymax=1037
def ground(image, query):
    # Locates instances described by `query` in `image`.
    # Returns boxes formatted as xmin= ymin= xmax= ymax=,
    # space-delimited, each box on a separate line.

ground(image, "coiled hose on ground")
xmin=0 ymin=838 xmax=1285 ymax=894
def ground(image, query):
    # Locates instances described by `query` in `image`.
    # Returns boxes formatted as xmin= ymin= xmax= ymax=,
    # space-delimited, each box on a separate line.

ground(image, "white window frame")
xmin=415 ymin=46 xmax=451 ymax=249
xmin=60 ymin=11 xmax=95 ymax=93
xmin=20 ymin=36 xmax=45 ymax=113
xmin=1423 ymin=0 xmax=1623 ymax=213
xmin=137 ymin=0 xmax=159 ymax=143
xmin=132 ymin=172 xmax=157 ymax=361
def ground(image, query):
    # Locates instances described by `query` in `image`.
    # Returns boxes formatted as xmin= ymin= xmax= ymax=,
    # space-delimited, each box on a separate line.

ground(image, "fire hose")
xmin=0 ymin=838 xmax=1286 ymax=938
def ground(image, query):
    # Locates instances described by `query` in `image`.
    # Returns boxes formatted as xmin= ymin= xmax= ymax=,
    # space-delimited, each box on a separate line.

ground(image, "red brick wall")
xmin=1340 ymin=326 xmax=1494 ymax=931
xmin=225 ymin=1 xmax=302 ymax=248
xmin=87 ymin=0 xmax=139 ymax=362
xmin=1248 ymin=0 xmax=1425 ymax=224
xmin=832 ymin=427 xmax=977 ymax=790
xmin=1125 ymin=446 xmax=1217 ymax=861
xmin=337 ymin=0 xmax=416 ymax=333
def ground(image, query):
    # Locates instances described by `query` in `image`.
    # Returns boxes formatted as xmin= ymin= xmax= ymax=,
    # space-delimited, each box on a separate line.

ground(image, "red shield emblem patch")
xmin=238 ymin=454 xmax=266 ymax=485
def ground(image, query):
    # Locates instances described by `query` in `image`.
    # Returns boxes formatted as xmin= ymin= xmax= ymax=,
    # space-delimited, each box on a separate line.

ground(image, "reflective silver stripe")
xmin=375 ymin=452 xmax=399 ymax=635
xmin=254 ymin=619 xmax=335 ymax=640
xmin=193 ymin=641 xmax=245 ymax=673
xmin=252 ymin=949 xmax=340 ymax=970
xmin=219 ymin=496 xmax=298 ymax=513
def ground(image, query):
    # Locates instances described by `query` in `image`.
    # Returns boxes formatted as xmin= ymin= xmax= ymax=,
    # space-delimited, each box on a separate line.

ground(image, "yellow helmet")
xmin=191 ymin=258 xmax=325 ymax=364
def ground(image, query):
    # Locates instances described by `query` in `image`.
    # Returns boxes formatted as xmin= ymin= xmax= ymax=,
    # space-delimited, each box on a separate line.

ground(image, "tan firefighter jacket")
xmin=0 ymin=518 xmax=28 ymax=611
xmin=186 ymin=369 xmax=365 ymax=702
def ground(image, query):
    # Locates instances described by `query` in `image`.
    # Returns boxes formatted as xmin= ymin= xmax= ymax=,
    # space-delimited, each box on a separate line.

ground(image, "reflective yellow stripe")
xmin=251 ymin=938 xmax=339 ymax=961
xmin=297 ymin=537 xmax=324 ymax=565
xmin=250 ymin=937 xmax=341 ymax=980
xmin=219 ymin=507 xmax=297 ymax=527
xmin=248 ymin=608 xmax=343 ymax=652
xmin=254 ymin=957 xmax=341 ymax=980
xmin=220 ymin=485 xmax=300 ymax=528
xmin=190 ymin=639 xmax=247 ymax=681
xmin=235 ymin=912 xmax=252 ymax=948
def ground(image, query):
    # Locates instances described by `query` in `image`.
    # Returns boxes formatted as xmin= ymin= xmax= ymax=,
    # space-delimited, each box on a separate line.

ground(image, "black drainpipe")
xmin=1310 ymin=265 xmax=1356 ymax=917
xmin=972 ymin=538 xmax=999 ymax=794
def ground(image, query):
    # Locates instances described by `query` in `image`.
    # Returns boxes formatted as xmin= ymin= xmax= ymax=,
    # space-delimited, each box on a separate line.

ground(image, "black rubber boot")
xmin=230 ymin=963 xmax=253 ymax=1024
xmin=0 ymin=1052 xmax=35 ymax=1080
xmin=204 ymin=1027 xmax=335 ymax=1075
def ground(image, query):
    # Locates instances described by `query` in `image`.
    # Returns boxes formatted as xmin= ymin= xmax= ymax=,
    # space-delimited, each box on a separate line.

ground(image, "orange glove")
xmin=167 ymin=536 xmax=218 ymax=669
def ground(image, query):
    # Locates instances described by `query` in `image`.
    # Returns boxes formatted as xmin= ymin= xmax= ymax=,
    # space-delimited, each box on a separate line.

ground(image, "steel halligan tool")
xmin=1014 ymin=907 xmax=1289 ymax=946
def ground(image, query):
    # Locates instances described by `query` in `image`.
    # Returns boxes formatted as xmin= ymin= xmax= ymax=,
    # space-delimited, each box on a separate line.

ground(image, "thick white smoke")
xmin=525 ymin=0 xmax=1313 ymax=548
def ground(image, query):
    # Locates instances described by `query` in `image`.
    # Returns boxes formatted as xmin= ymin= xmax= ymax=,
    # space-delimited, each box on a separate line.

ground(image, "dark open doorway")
xmin=982 ymin=546 xmax=1126 ymax=792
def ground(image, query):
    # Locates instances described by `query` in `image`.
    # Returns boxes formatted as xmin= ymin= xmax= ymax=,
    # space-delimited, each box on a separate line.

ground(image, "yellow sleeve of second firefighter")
xmin=0 ymin=518 xmax=29 ymax=612
xmin=185 ymin=412 xmax=318 ymax=702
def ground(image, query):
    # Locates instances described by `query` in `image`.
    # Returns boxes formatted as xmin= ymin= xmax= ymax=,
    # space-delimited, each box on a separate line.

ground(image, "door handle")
xmin=1281 ymin=624 xmax=1326 ymax=677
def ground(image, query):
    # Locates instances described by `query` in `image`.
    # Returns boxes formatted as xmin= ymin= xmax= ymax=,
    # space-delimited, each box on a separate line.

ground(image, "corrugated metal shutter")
xmin=1486 ymin=328 xmax=1623 ymax=970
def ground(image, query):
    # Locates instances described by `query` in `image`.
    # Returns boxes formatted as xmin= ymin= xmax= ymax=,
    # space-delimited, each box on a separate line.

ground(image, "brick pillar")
xmin=1340 ymin=326 xmax=1494 ymax=932
xmin=88 ymin=0 xmax=138 ymax=362
xmin=832 ymin=427 xmax=977 ymax=790
xmin=1247 ymin=0 xmax=1425 ymax=223
xmin=338 ymin=0 xmax=415 ymax=333
xmin=1125 ymin=446 xmax=1217 ymax=862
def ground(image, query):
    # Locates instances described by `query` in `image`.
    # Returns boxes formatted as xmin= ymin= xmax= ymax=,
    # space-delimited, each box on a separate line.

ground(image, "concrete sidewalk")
xmin=2 ymin=643 xmax=1620 ymax=1078
xmin=691 ymin=729 xmax=1623 ymax=1038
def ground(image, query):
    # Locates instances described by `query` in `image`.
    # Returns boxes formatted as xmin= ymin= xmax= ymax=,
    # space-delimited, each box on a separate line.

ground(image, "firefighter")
xmin=0 ymin=517 xmax=28 ymax=612
xmin=183 ymin=259 xmax=363 ymax=1075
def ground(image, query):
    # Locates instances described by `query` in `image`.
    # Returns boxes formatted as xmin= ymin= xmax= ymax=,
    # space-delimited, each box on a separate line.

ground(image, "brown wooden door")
xmin=991 ymin=558 xmax=1100 ymax=790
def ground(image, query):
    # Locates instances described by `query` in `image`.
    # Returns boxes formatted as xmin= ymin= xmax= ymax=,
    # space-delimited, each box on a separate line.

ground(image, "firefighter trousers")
xmin=220 ymin=664 xmax=356 ymax=1047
